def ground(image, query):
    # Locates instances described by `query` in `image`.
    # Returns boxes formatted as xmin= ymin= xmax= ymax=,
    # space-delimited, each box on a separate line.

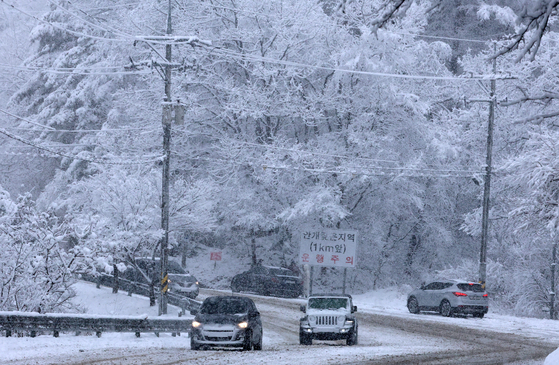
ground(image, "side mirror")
xmin=420 ymin=283 xmax=426 ymax=290
xmin=190 ymin=309 xmax=198 ymax=315
xmin=352 ymin=306 xmax=357 ymax=313
xmin=300 ymin=305 xmax=306 ymax=313
xmin=249 ymin=311 xmax=260 ymax=318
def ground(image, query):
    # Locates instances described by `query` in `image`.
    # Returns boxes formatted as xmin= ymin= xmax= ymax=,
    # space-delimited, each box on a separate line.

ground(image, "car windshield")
xmin=200 ymin=298 xmax=247 ymax=314
xmin=269 ymin=268 xmax=296 ymax=277
xmin=308 ymin=298 xmax=348 ymax=310
xmin=457 ymin=283 xmax=485 ymax=292
xmin=183 ymin=275 xmax=197 ymax=282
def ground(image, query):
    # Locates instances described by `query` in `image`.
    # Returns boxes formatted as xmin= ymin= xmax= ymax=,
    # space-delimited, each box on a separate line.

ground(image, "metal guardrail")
xmin=80 ymin=273 xmax=202 ymax=313
xmin=0 ymin=311 xmax=192 ymax=338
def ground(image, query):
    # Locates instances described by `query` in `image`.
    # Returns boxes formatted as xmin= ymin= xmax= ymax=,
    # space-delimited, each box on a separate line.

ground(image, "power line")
xmin=0 ymin=108 xmax=55 ymax=130
xmin=51 ymin=0 xmax=141 ymax=42
xmin=205 ymin=46 xmax=513 ymax=81
xmin=2 ymin=125 xmax=158 ymax=134
xmin=0 ymin=127 xmax=163 ymax=165
xmin=0 ymin=63 xmax=151 ymax=75
xmin=230 ymin=140 xmax=401 ymax=164
xmin=172 ymin=153 xmax=480 ymax=179
xmin=0 ymin=0 xmax=187 ymax=46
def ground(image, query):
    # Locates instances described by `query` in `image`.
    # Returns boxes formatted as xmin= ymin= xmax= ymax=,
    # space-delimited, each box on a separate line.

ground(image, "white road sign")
xmin=299 ymin=229 xmax=358 ymax=267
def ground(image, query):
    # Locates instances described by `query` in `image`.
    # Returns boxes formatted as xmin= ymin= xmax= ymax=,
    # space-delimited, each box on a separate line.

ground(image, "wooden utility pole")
xmin=159 ymin=0 xmax=172 ymax=316
xmin=479 ymin=43 xmax=497 ymax=290
xmin=551 ymin=243 xmax=557 ymax=320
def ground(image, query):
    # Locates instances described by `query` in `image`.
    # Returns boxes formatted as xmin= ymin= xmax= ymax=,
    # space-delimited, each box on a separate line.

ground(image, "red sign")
xmin=210 ymin=252 xmax=222 ymax=261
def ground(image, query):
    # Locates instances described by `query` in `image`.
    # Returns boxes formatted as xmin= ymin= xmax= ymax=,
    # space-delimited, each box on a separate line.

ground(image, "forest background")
xmin=0 ymin=0 xmax=558 ymax=318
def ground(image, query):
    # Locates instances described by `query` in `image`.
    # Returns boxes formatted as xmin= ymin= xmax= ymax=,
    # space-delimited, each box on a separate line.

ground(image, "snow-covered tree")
xmin=0 ymin=187 xmax=79 ymax=312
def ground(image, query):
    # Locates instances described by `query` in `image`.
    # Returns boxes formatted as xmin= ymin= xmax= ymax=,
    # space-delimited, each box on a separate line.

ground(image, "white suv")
xmin=299 ymin=294 xmax=358 ymax=346
xmin=407 ymin=280 xmax=489 ymax=318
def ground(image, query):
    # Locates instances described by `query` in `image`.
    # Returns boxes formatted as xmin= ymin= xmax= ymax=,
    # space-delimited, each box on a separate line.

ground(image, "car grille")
xmin=202 ymin=329 xmax=235 ymax=341
xmin=316 ymin=316 xmax=338 ymax=326
xmin=205 ymin=336 xmax=232 ymax=341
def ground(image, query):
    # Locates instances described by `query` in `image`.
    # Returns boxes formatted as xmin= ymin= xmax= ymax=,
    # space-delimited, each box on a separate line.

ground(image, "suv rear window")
xmin=457 ymin=283 xmax=484 ymax=292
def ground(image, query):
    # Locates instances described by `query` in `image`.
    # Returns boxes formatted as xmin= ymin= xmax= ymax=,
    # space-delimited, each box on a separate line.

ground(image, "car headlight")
xmin=338 ymin=315 xmax=345 ymax=323
xmin=308 ymin=315 xmax=316 ymax=322
xmin=192 ymin=320 xmax=202 ymax=328
xmin=237 ymin=321 xmax=248 ymax=329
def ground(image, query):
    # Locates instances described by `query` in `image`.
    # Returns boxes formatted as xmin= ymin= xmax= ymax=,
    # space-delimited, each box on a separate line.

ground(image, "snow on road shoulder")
xmin=352 ymin=287 xmax=559 ymax=345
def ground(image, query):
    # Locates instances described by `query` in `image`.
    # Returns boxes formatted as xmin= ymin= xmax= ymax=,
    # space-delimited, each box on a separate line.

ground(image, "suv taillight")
xmin=452 ymin=292 xmax=467 ymax=297
xmin=483 ymin=294 xmax=488 ymax=297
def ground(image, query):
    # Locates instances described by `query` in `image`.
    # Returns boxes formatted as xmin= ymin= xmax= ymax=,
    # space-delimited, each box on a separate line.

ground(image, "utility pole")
xmin=159 ymin=0 xmax=173 ymax=316
xmin=125 ymin=0 xmax=210 ymax=317
xmin=479 ymin=43 xmax=497 ymax=290
xmin=551 ymin=243 xmax=557 ymax=320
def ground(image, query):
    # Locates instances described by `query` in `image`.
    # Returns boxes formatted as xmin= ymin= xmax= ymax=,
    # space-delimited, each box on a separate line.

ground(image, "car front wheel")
xmin=407 ymin=297 xmax=420 ymax=314
xmin=190 ymin=337 xmax=200 ymax=351
xmin=346 ymin=327 xmax=358 ymax=346
xmin=243 ymin=330 xmax=253 ymax=351
xmin=299 ymin=331 xmax=312 ymax=345
xmin=440 ymin=299 xmax=453 ymax=317
xmin=253 ymin=330 xmax=263 ymax=350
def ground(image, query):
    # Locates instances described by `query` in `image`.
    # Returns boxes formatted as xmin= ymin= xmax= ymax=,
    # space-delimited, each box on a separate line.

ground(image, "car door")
xmin=422 ymin=282 xmax=443 ymax=308
xmin=249 ymin=266 xmax=269 ymax=294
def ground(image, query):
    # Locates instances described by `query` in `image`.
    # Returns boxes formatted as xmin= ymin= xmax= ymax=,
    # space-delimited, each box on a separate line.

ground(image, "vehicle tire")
xmin=253 ymin=330 xmax=263 ymax=350
xmin=243 ymin=330 xmax=253 ymax=351
xmin=473 ymin=312 xmax=485 ymax=319
xmin=299 ymin=332 xmax=312 ymax=345
xmin=190 ymin=337 xmax=200 ymax=351
xmin=346 ymin=327 xmax=358 ymax=346
xmin=440 ymin=299 xmax=453 ymax=317
xmin=407 ymin=297 xmax=420 ymax=314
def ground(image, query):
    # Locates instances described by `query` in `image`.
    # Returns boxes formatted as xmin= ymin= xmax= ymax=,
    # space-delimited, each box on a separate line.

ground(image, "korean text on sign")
xmin=299 ymin=229 xmax=357 ymax=267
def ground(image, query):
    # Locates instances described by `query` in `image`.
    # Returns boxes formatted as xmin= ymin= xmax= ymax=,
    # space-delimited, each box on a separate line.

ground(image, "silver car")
xmin=407 ymin=280 xmax=489 ymax=318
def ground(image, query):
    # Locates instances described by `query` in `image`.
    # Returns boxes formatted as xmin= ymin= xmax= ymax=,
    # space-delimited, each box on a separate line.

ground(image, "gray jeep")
xmin=299 ymin=294 xmax=358 ymax=345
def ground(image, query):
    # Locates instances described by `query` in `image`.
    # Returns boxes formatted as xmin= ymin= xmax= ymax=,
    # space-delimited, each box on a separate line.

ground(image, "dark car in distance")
xmin=124 ymin=257 xmax=199 ymax=299
xmin=231 ymin=264 xmax=303 ymax=298
xmin=190 ymin=296 xmax=263 ymax=351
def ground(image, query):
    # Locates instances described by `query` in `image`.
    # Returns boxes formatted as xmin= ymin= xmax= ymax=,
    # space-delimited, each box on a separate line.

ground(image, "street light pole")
xmin=479 ymin=43 xmax=497 ymax=289
xmin=159 ymin=0 xmax=172 ymax=316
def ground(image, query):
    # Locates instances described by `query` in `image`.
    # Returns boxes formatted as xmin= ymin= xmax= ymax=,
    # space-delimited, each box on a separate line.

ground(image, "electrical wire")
xmin=171 ymin=153 xmax=481 ymax=179
xmin=0 ymin=63 xmax=151 ymax=75
xmin=0 ymin=127 xmax=163 ymax=165
xmin=2 ymin=126 xmax=159 ymax=134
xmin=0 ymin=108 xmax=55 ymax=130
xmin=0 ymin=0 xmax=189 ymax=46
xmin=204 ymin=46 xmax=512 ymax=81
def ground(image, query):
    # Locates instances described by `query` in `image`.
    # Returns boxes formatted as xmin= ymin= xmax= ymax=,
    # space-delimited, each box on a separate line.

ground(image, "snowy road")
xmin=3 ymin=285 xmax=558 ymax=364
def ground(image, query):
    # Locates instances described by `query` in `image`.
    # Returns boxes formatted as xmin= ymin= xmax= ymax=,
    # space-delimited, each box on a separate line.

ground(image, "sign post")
xmin=299 ymin=229 xmax=358 ymax=296
xmin=210 ymin=251 xmax=222 ymax=270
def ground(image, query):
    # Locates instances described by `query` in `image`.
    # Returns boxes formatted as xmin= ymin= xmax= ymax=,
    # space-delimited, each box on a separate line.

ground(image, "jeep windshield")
xmin=308 ymin=298 xmax=348 ymax=310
